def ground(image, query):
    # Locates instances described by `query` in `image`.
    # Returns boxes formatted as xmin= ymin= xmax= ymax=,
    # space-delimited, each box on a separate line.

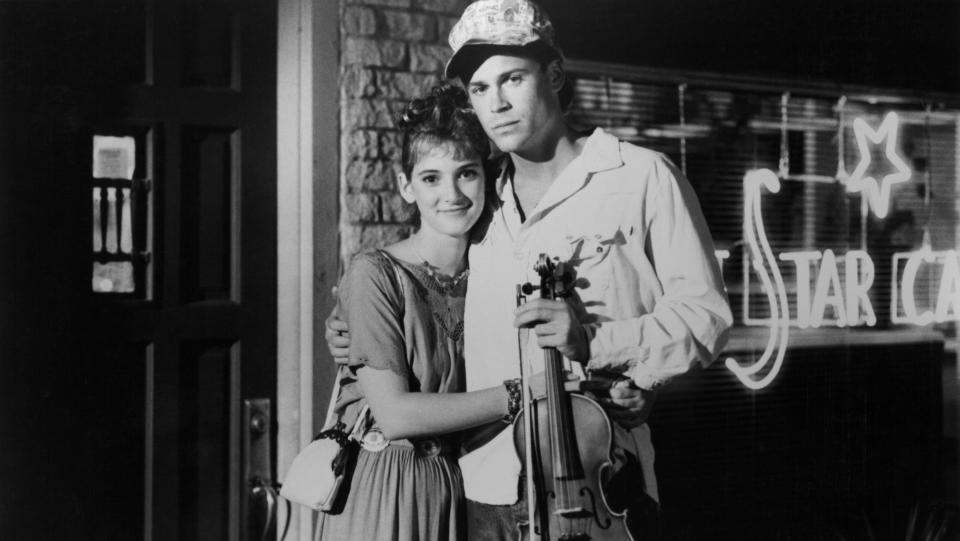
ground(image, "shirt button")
xmin=514 ymin=251 xmax=525 ymax=260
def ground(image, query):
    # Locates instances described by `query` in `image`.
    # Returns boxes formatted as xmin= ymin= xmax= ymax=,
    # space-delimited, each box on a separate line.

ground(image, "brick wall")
xmin=339 ymin=0 xmax=472 ymax=266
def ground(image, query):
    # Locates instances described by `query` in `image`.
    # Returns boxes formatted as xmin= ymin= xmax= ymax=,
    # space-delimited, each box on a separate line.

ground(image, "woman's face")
xmin=399 ymin=141 xmax=486 ymax=239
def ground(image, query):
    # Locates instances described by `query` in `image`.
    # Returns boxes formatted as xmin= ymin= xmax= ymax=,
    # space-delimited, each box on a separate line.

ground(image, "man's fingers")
xmin=597 ymin=382 xmax=657 ymax=429
xmin=597 ymin=397 xmax=647 ymax=429
xmin=326 ymin=316 xmax=349 ymax=333
xmin=322 ymin=288 xmax=350 ymax=365
xmin=514 ymin=308 xmax=558 ymax=328
xmin=599 ymin=382 xmax=647 ymax=408
xmin=607 ymin=385 xmax=638 ymax=399
xmin=599 ymin=395 xmax=643 ymax=409
xmin=536 ymin=320 xmax=564 ymax=335
xmin=328 ymin=334 xmax=350 ymax=349
xmin=324 ymin=323 xmax=348 ymax=350
xmin=534 ymin=325 xmax=563 ymax=347
xmin=326 ymin=333 xmax=350 ymax=361
xmin=513 ymin=300 xmax=565 ymax=327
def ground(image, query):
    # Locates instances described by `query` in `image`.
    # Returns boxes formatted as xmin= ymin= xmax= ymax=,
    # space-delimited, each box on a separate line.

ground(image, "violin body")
xmin=513 ymin=392 xmax=637 ymax=541
xmin=513 ymin=253 xmax=648 ymax=541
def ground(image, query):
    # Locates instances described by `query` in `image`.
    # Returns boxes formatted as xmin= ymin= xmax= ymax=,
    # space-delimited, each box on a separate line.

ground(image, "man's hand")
xmin=324 ymin=302 xmax=350 ymax=365
xmin=513 ymin=298 xmax=590 ymax=363
xmin=596 ymin=380 xmax=656 ymax=430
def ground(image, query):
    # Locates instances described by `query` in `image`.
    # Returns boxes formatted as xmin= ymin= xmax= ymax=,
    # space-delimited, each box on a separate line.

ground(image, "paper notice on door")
xmin=93 ymin=135 xmax=135 ymax=179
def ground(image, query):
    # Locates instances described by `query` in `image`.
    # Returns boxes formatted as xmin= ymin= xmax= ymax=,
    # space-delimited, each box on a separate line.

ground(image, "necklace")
xmin=411 ymin=238 xmax=468 ymax=289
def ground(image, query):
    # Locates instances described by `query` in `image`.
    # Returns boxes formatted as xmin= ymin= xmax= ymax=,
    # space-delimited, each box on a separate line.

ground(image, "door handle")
xmin=244 ymin=398 xmax=276 ymax=541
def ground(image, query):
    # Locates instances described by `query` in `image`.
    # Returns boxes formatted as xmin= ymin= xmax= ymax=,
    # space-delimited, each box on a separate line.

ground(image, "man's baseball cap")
xmin=444 ymin=0 xmax=560 ymax=80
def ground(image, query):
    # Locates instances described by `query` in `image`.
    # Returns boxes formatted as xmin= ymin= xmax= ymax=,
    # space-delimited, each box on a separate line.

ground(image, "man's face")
xmin=466 ymin=54 xmax=562 ymax=155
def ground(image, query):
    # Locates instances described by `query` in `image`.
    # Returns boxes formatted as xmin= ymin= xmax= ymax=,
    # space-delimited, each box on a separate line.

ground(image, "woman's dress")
xmin=315 ymin=250 xmax=469 ymax=541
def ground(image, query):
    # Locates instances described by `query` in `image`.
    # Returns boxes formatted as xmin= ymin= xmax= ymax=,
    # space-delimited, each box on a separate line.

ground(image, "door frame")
xmin=276 ymin=0 xmax=339 ymax=539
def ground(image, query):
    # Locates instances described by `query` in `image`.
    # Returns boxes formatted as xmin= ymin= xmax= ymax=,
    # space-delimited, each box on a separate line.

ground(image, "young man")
xmin=328 ymin=1 xmax=733 ymax=538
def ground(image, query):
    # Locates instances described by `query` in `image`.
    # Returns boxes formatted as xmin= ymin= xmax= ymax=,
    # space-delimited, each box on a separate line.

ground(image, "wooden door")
xmin=0 ymin=1 xmax=278 ymax=540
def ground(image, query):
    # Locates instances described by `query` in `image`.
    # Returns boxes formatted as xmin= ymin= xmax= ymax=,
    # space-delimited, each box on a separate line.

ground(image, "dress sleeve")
xmin=338 ymin=252 xmax=409 ymax=378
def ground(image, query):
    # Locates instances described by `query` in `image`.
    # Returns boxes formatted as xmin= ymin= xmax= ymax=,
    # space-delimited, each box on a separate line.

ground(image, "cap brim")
xmin=444 ymin=38 xmax=548 ymax=80
xmin=443 ymin=47 xmax=471 ymax=80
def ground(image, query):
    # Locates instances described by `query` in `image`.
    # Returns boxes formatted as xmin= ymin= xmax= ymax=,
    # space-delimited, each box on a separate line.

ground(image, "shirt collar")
xmin=577 ymin=127 xmax=624 ymax=174
xmin=493 ymin=128 xmax=624 ymax=221
xmin=493 ymin=127 xmax=623 ymax=198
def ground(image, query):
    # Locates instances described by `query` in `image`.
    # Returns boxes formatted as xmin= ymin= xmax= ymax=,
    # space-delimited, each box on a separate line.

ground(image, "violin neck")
xmin=543 ymin=347 xmax=584 ymax=480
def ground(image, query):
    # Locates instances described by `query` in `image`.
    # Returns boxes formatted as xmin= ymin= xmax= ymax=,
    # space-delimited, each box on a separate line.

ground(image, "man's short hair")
xmin=453 ymin=41 xmax=575 ymax=112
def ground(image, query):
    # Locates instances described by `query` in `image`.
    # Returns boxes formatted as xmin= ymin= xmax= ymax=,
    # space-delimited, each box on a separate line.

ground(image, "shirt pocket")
xmin=569 ymin=221 xmax=625 ymax=271
xmin=564 ymin=221 xmax=628 ymax=296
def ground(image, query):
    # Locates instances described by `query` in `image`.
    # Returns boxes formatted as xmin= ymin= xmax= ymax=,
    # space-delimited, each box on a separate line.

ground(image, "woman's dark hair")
xmin=397 ymin=84 xmax=490 ymax=178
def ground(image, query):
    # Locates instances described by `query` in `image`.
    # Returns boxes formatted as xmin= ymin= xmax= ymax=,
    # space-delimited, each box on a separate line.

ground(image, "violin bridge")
xmin=557 ymin=533 xmax=590 ymax=541
xmin=553 ymin=506 xmax=591 ymax=519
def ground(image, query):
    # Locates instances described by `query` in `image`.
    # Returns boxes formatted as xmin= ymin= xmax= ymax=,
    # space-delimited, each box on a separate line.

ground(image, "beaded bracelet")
xmin=502 ymin=378 xmax=522 ymax=424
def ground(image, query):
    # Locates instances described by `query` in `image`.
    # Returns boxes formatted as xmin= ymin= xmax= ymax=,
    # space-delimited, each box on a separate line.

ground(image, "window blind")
xmin=566 ymin=73 xmax=959 ymax=328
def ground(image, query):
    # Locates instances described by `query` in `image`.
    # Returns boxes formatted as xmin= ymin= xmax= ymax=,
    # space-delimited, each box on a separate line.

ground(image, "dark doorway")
xmin=1 ymin=1 xmax=278 ymax=539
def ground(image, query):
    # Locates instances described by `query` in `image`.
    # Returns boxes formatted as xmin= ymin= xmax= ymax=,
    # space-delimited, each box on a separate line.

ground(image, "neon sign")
xmin=697 ymin=106 xmax=955 ymax=390
xmin=724 ymin=169 xmax=789 ymax=390
xmin=843 ymin=112 xmax=912 ymax=218
xmin=891 ymin=248 xmax=960 ymax=325
xmin=773 ymin=249 xmax=876 ymax=328
xmin=723 ymin=162 xmax=954 ymax=389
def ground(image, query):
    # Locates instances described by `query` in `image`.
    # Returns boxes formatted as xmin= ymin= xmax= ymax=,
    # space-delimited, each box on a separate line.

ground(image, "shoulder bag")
xmin=279 ymin=250 xmax=405 ymax=513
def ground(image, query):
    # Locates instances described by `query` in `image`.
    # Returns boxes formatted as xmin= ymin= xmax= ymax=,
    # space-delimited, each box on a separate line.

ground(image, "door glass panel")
xmin=91 ymin=132 xmax=153 ymax=298
xmin=93 ymin=260 xmax=136 ymax=293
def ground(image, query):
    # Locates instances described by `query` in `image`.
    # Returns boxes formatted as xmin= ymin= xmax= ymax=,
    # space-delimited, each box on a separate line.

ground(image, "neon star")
xmin=845 ymin=111 xmax=912 ymax=219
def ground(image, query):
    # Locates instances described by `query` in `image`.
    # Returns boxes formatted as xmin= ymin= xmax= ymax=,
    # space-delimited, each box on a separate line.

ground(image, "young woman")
xmin=315 ymin=85 xmax=525 ymax=541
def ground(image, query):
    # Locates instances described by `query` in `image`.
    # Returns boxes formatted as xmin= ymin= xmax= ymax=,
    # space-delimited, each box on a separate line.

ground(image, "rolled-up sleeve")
xmin=587 ymin=155 xmax=732 ymax=390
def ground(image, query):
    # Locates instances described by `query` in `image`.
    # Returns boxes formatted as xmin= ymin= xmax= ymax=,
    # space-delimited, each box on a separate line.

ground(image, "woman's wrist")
xmin=502 ymin=378 xmax=522 ymax=424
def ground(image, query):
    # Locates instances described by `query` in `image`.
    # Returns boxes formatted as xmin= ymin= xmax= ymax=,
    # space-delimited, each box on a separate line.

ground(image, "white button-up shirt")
xmin=459 ymin=128 xmax=733 ymax=505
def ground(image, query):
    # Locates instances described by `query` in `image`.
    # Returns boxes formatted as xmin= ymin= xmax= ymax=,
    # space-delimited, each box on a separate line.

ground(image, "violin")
xmin=513 ymin=253 xmax=641 ymax=541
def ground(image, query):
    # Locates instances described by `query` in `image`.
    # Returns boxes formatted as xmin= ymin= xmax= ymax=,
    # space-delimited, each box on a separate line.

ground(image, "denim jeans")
xmin=465 ymin=497 xmax=527 ymax=541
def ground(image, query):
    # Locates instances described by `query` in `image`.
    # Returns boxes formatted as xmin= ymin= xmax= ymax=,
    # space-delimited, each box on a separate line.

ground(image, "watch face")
xmin=361 ymin=428 xmax=390 ymax=452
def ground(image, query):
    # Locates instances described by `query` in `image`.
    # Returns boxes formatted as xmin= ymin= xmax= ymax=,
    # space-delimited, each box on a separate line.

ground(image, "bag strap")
xmin=320 ymin=369 xmax=343 ymax=431
xmin=350 ymin=404 xmax=371 ymax=440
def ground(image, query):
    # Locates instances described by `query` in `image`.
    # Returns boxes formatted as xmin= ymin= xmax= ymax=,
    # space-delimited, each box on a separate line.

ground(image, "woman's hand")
xmin=525 ymin=370 xmax=580 ymax=400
